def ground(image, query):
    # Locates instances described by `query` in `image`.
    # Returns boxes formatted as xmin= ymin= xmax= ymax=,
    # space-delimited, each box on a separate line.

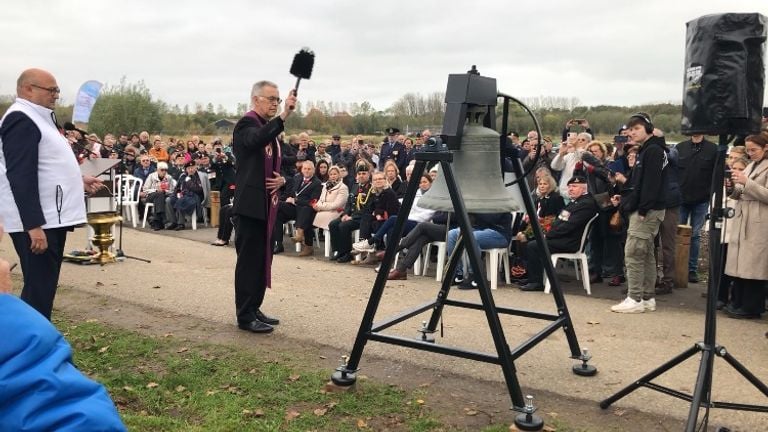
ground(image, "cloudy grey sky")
xmin=1 ymin=1 xmax=765 ymax=113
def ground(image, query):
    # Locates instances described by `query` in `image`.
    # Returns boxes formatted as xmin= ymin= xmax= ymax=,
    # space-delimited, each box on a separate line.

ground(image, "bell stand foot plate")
xmin=573 ymin=363 xmax=598 ymax=377
xmin=513 ymin=413 xmax=544 ymax=431
xmin=331 ymin=369 xmax=357 ymax=387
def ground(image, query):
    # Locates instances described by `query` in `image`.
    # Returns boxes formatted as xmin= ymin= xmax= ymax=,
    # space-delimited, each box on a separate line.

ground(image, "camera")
xmin=216 ymin=148 xmax=222 ymax=153
xmin=614 ymin=135 xmax=629 ymax=144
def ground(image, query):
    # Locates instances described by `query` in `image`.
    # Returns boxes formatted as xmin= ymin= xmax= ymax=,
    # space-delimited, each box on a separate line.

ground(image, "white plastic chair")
xmin=115 ymin=175 xmax=143 ymax=228
xmin=141 ymin=203 xmax=154 ymax=228
xmin=422 ymin=241 xmax=447 ymax=281
xmin=544 ymin=214 xmax=599 ymax=295
xmin=482 ymin=243 xmax=512 ymax=290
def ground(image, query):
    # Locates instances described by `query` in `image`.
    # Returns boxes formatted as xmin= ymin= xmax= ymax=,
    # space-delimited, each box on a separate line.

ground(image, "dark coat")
xmin=620 ymin=136 xmax=668 ymax=216
xmin=231 ymin=114 xmax=285 ymax=220
xmin=371 ymin=188 xmax=400 ymax=220
xmin=535 ymin=192 xmax=566 ymax=218
xmin=676 ymin=138 xmax=717 ymax=204
xmin=288 ymin=174 xmax=323 ymax=206
xmin=546 ymin=193 xmax=599 ymax=252
xmin=379 ymin=141 xmax=407 ymax=173
xmin=344 ymin=181 xmax=374 ymax=219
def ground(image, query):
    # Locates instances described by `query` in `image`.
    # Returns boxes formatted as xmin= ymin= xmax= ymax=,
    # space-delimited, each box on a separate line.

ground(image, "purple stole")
xmin=245 ymin=110 xmax=282 ymax=288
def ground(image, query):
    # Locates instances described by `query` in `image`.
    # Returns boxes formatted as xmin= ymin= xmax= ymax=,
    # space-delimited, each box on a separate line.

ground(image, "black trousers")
xmin=10 ymin=227 xmax=69 ymax=320
xmin=234 ymin=215 xmax=268 ymax=323
xmin=729 ymin=277 xmax=766 ymax=315
xmin=329 ymin=217 xmax=360 ymax=255
xmin=526 ymin=240 xmax=570 ymax=285
xmin=216 ymin=204 xmax=234 ymax=242
xmin=273 ymin=202 xmax=316 ymax=246
xmin=145 ymin=191 xmax=169 ymax=224
xmin=396 ymin=222 xmax=446 ymax=273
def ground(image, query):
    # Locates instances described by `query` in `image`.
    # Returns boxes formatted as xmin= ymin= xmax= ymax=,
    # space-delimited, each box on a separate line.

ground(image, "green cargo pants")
xmin=625 ymin=209 xmax=665 ymax=301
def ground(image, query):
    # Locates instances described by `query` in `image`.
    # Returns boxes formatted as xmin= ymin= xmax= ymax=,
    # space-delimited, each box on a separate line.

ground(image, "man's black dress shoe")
xmin=238 ymin=320 xmax=274 ymax=333
xmin=174 ymin=224 xmax=185 ymax=231
xmin=723 ymin=306 xmax=761 ymax=320
xmin=336 ymin=253 xmax=353 ymax=263
xmin=520 ymin=283 xmax=544 ymax=292
xmin=255 ymin=309 xmax=280 ymax=325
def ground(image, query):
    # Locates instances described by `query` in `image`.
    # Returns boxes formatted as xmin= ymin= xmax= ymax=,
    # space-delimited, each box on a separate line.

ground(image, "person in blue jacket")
xmin=0 ymin=225 xmax=126 ymax=431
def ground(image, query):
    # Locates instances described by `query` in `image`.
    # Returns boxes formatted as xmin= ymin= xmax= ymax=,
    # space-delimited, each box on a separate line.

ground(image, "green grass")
xmin=56 ymin=317 xmax=451 ymax=431
xmin=55 ymin=317 xmax=592 ymax=431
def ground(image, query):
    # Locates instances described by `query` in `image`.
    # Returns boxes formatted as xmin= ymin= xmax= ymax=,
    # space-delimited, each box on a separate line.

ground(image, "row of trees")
xmin=1 ymin=79 xmax=687 ymax=140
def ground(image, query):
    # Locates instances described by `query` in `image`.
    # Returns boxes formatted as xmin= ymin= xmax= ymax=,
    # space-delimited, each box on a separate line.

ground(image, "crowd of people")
xmin=76 ymin=112 xmax=768 ymax=320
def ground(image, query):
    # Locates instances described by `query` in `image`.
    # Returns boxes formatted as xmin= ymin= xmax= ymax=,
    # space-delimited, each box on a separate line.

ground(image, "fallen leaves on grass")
xmin=313 ymin=408 xmax=328 ymax=416
xmin=176 ymin=347 xmax=189 ymax=354
xmin=464 ymin=408 xmax=478 ymax=416
xmin=285 ymin=409 xmax=300 ymax=421
xmin=287 ymin=374 xmax=301 ymax=382
xmin=242 ymin=408 xmax=265 ymax=418
xmin=146 ymin=382 xmax=159 ymax=389
xmin=357 ymin=418 xmax=368 ymax=428
xmin=98 ymin=346 xmax=110 ymax=353
xmin=175 ymin=385 xmax=186 ymax=393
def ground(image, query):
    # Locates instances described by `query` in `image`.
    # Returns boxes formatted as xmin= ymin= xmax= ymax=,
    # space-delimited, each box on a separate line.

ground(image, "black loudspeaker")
xmin=681 ymin=13 xmax=767 ymax=135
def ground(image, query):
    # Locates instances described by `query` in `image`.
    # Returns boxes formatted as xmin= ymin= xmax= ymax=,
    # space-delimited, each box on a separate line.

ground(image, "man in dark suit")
xmin=378 ymin=127 xmax=407 ymax=174
xmin=272 ymin=160 xmax=323 ymax=256
xmin=520 ymin=175 xmax=599 ymax=291
xmin=231 ymin=80 xmax=297 ymax=334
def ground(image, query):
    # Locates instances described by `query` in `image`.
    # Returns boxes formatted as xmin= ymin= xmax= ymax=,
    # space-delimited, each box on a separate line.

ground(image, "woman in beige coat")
xmin=313 ymin=166 xmax=349 ymax=230
xmin=723 ymin=132 xmax=768 ymax=319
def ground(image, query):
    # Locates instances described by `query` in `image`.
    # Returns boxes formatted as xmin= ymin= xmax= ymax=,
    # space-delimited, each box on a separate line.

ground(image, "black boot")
xmin=272 ymin=242 xmax=284 ymax=254
xmin=255 ymin=309 xmax=280 ymax=325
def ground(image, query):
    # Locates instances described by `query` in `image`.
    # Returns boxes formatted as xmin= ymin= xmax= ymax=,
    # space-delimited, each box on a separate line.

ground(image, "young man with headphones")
xmin=611 ymin=112 xmax=669 ymax=314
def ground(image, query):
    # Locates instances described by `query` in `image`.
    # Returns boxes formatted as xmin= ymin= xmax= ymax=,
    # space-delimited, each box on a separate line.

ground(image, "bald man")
xmin=0 ymin=68 xmax=103 ymax=319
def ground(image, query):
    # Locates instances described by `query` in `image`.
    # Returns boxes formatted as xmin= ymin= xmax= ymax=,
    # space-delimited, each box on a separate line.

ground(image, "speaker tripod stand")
xmin=599 ymin=135 xmax=768 ymax=431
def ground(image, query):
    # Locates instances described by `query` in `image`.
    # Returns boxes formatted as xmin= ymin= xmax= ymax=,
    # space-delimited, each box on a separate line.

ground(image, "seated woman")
xmin=512 ymin=174 xmax=565 ymax=276
xmin=447 ymin=212 xmax=513 ymax=289
xmin=313 ymin=165 xmax=349 ymax=243
xmin=355 ymin=171 xmax=400 ymax=264
xmin=141 ymin=162 xmax=177 ymax=231
xmin=353 ymin=174 xmax=434 ymax=255
xmin=165 ymin=161 xmax=204 ymax=230
xmin=386 ymin=211 xmax=453 ymax=280
xmin=315 ymin=159 xmax=330 ymax=184
xmin=383 ymin=160 xmax=407 ymax=199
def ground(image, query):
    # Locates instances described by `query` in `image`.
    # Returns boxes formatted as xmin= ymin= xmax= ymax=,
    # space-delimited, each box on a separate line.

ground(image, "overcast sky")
xmin=1 ymin=1 xmax=765 ymax=113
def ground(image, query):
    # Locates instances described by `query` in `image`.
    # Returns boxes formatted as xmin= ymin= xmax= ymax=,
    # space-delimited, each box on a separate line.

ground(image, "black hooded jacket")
xmin=620 ymin=136 xmax=668 ymax=216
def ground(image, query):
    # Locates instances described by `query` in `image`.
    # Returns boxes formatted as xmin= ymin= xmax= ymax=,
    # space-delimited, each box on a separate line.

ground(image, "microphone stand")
xmin=114 ymin=162 xmax=151 ymax=264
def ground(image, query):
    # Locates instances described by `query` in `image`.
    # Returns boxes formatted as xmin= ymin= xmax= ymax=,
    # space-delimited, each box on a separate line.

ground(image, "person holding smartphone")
xmin=561 ymin=118 xmax=594 ymax=143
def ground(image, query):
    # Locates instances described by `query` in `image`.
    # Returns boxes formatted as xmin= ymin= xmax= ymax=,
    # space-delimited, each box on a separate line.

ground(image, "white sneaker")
xmin=643 ymin=298 xmax=656 ymax=312
xmin=352 ymin=239 xmax=375 ymax=253
xmin=611 ymin=297 xmax=645 ymax=314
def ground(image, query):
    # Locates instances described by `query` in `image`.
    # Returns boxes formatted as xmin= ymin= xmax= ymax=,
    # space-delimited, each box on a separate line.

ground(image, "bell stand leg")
xmin=332 ymin=158 xmax=431 ymax=386
xmin=439 ymin=160 xmax=529 ymax=411
xmin=509 ymin=155 xmax=594 ymax=375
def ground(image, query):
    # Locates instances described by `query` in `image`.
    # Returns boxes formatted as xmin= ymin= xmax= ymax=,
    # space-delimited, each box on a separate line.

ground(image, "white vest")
xmin=0 ymin=98 xmax=86 ymax=232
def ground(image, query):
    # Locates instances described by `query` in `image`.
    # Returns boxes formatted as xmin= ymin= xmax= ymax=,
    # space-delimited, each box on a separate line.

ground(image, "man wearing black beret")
xmin=520 ymin=175 xmax=599 ymax=291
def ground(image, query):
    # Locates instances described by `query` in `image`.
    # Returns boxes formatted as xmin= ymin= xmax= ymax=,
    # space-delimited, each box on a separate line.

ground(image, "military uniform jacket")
xmin=379 ymin=141 xmax=407 ymax=172
xmin=344 ymin=181 xmax=373 ymax=219
xmin=545 ymin=193 xmax=598 ymax=252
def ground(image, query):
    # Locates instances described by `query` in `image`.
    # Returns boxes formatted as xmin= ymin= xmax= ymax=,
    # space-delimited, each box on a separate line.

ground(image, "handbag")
xmin=593 ymin=192 xmax=614 ymax=211
xmin=608 ymin=210 xmax=623 ymax=232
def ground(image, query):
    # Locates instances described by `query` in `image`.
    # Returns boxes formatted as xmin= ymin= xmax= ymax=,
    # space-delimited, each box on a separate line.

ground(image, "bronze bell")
xmin=419 ymin=106 xmax=523 ymax=213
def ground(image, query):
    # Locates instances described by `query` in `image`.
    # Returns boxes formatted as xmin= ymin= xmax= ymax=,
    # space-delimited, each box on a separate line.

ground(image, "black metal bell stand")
xmin=331 ymin=135 xmax=596 ymax=429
